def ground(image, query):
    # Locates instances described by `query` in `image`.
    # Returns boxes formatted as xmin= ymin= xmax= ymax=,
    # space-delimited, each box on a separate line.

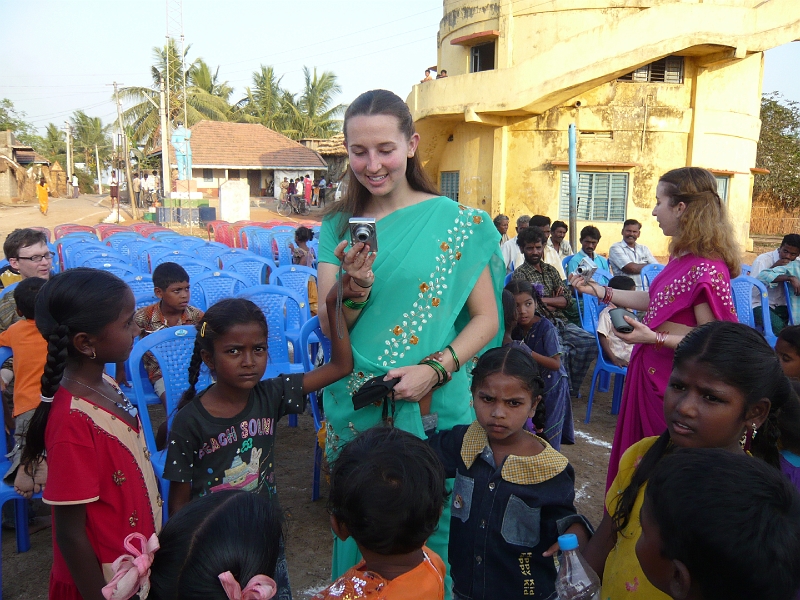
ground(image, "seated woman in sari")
xmin=570 ymin=167 xmax=739 ymax=487
xmin=317 ymin=89 xmax=505 ymax=591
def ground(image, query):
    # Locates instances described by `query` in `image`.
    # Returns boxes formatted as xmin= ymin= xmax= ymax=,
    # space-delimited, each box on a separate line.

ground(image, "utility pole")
xmin=64 ymin=122 xmax=72 ymax=181
xmin=95 ymin=144 xmax=103 ymax=195
xmin=113 ymin=82 xmax=138 ymax=219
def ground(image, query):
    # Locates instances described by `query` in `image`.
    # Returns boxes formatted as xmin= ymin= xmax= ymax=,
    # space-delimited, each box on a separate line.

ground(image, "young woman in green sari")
xmin=317 ymin=89 xmax=505 ymax=593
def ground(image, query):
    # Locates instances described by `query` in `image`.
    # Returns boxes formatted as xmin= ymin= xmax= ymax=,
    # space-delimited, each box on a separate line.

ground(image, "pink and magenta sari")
xmin=607 ymin=254 xmax=737 ymax=487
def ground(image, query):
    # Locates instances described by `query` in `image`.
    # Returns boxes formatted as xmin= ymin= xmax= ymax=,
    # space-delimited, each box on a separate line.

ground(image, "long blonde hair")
xmin=659 ymin=167 xmax=740 ymax=278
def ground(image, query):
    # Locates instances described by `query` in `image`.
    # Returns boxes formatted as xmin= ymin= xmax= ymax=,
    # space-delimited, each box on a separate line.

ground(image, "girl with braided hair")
xmin=21 ymin=268 xmax=161 ymax=600
xmin=581 ymin=321 xmax=800 ymax=600
xmin=163 ymin=281 xmax=356 ymax=599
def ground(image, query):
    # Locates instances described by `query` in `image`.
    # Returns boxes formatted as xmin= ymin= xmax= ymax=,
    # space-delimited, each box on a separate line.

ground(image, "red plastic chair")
xmin=96 ymin=224 xmax=132 ymax=240
xmin=30 ymin=226 xmax=51 ymax=242
xmin=205 ymin=220 xmax=229 ymax=242
xmin=54 ymin=224 xmax=96 ymax=239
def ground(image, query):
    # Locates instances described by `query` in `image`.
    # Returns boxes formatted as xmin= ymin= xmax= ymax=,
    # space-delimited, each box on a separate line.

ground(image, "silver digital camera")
xmin=574 ymin=257 xmax=598 ymax=282
xmin=349 ymin=217 xmax=378 ymax=251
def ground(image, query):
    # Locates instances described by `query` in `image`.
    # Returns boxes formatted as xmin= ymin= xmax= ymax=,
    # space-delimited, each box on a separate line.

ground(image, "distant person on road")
xmin=287 ymin=178 xmax=297 ymax=197
xmin=71 ymin=173 xmax=79 ymax=198
xmin=318 ymin=175 xmax=327 ymax=207
xmin=37 ymin=177 xmax=49 ymax=215
xmin=132 ymin=172 xmax=141 ymax=208
xmin=303 ymin=174 xmax=313 ymax=206
xmin=108 ymin=170 xmax=119 ymax=211
xmin=280 ymin=177 xmax=289 ymax=201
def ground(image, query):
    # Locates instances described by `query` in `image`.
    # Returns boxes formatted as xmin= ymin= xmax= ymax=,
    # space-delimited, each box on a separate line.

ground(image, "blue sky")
xmin=2 ymin=0 xmax=798 ymax=135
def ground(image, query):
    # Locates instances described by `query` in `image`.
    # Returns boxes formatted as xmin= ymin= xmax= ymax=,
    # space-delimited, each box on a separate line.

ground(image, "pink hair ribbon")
xmin=101 ymin=532 xmax=160 ymax=600
xmin=218 ymin=571 xmax=278 ymax=600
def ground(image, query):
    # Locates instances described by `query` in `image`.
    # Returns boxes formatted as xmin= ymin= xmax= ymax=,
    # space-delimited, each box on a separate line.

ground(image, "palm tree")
xmin=120 ymin=39 xmax=230 ymax=150
xmin=233 ymin=66 xmax=293 ymax=132
xmin=39 ymin=123 xmax=66 ymax=165
xmin=189 ymin=59 xmax=234 ymax=106
xmin=294 ymin=67 xmax=344 ymax=139
xmin=70 ymin=110 xmax=112 ymax=173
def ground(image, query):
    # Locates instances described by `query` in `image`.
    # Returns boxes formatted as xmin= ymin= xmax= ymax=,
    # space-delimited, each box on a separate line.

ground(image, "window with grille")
xmin=470 ymin=42 xmax=496 ymax=73
xmin=715 ymin=175 xmax=729 ymax=203
xmin=618 ymin=57 xmax=684 ymax=84
xmin=558 ymin=171 xmax=628 ymax=222
xmin=441 ymin=171 xmax=460 ymax=202
xmin=203 ymin=169 xmax=213 ymax=182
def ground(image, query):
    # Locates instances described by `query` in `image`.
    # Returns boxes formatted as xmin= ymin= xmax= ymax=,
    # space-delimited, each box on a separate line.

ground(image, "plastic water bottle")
xmin=554 ymin=533 xmax=601 ymax=600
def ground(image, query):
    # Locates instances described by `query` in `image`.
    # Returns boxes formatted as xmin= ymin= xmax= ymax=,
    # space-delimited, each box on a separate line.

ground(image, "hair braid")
xmin=22 ymin=324 xmax=70 ymax=467
xmin=177 ymin=336 xmax=204 ymax=411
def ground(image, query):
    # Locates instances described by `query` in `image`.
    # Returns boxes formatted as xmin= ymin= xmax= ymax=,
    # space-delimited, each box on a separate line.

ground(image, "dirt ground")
xmin=0 ymin=195 xmax=772 ymax=598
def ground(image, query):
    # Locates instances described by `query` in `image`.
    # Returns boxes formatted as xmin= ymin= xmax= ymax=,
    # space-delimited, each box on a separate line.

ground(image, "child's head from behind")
xmin=668 ymin=321 xmax=793 ymax=461
xmin=149 ymin=490 xmax=283 ymax=600
xmin=180 ymin=298 xmax=268 ymax=406
xmin=501 ymin=289 xmax=517 ymax=332
xmin=471 ymin=346 xmax=545 ymax=442
xmin=636 ymin=448 xmax=800 ymax=600
xmin=14 ymin=276 xmax=46 ymax=320
xmin=776 ymin=325 xmax=800 ymax=380
xmin=608 ymin=275 xmax=636 ymax=292
xmin=328 ymin=427 xmax=445 ymax=557
xmin=153 ymin=262 xmax=190 ymax=312
xmin=294 ymin=226 xmax=313 ymax=244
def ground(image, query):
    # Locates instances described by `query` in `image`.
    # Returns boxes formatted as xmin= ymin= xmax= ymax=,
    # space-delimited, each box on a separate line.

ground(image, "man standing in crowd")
xmin=530 ymin=215 xmax=567 ymax=279
xmin=493 ymin=214 xmax=510 ymax=246
xmin=566 ymin=225 xmax=609 ymax=275
xmin=71 ymin=173 xmax=79 ymax=198
xmin=501 ymin=214 xmax=530 ymax=273
xmin=549 ymin=220 xmax=572 ymax=259
xmin=752 ymin=234 xmax=800 ymax=333
xmin=608 ymin=219 xmax=658 ymax=289
xmin=511 ymin=226 xmax=597 ymax=396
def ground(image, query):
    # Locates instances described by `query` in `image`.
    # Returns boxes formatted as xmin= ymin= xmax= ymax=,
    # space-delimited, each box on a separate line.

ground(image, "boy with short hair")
xmin=0 ymin=277 xmax=48 ymax=497
xmin=315 ymin=427 xmax=447 ymax=599
xmin=134 ymin=262 xmax=203 ymax=446
xmin=566 ymin=225 xmax=609 ymax=275
xmin=596 ymin=275 xmax=636 ymax=367
xmin=636 ymin=448 xmax=800 ymax=600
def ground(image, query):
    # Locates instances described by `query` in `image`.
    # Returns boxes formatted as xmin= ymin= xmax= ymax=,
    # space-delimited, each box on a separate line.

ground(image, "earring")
xmin=751 ymin=422 xmax=758 ymax=440
xmin=90 ymin=349 xmax=97 ymax=360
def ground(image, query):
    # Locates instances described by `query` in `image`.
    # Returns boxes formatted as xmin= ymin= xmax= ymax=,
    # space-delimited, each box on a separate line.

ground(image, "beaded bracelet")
xmin=343 ymin=297 xmax=369 ymax=310
xmin=445 ymin=344 xmax=461 ymax=372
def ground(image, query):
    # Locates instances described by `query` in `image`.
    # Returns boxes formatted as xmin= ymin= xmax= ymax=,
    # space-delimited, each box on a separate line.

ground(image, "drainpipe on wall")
xmin=568 ymin=123 xmax=578 ymax=251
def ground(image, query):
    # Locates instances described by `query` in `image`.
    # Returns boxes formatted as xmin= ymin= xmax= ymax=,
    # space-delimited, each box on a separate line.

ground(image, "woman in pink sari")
xmin=570 ymin=167 xmax=740 ymax=486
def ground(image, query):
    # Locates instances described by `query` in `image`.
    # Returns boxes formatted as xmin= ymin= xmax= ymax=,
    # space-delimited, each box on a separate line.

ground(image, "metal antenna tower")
xmin=165 ymin=0 xmax=188 ymax=130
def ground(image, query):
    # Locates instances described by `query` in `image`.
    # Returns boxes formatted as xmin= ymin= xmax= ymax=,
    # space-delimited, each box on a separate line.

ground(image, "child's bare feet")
xmin=14 ymin=459 xmax=47 ymax=499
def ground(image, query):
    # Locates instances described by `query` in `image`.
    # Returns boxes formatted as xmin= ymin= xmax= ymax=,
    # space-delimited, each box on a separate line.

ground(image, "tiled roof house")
xmin=168 ymin=121 xmax=328 ymax=198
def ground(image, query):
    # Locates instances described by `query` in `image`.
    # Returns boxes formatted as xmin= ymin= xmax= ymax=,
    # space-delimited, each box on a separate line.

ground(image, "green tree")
xmin=189 ymin=59 xmax=234 ymax=105
xmin=0 ymin=98 xmax=42 ymax=148
xmin=234 ymin=66 xmax=293 ymax=131
xmin=294 ymin=67 xmax=344 ymax=139
xmin=39 ymin=123 xmax=67 ymax=165
xmin=120 ymin=39 xmax=231 ymax=150
xmin=755 ymin=92 xmax=800 ymax=210
xmin=70 ymin=110 xmax=112 ymax=173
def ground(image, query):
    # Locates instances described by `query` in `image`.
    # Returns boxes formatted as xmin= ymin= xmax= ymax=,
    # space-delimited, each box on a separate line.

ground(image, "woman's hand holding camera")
xmin=334 ymin=240 xmax=376 ymax=289
xmin=567 ymin=273 xmax=602 ymax=297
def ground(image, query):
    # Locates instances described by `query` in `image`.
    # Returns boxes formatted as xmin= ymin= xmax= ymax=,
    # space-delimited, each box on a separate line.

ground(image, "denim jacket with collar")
xmin=428 ymin=422 xmax=588 ymax=600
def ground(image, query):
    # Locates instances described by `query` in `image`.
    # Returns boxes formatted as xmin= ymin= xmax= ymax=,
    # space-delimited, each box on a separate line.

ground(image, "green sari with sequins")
xmin=318 ymin=196 xmax=505 ymax=588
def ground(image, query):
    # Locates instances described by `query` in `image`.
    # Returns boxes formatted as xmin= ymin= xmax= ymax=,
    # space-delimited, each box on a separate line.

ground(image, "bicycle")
xmin=276 ymin=193 xmax=310 ymax=217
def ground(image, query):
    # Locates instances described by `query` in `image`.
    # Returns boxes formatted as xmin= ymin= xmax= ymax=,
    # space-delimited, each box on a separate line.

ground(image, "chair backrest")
xmin=59 ymin=239 xmax=106 ymax=269
xmin=97 ymin=225 xmax=132 ymax=240
xmin=731 ymin=275 xmax=777 ymax=345
xmin=270 ymin=232 xmax=295 ymax=266
xmin=127 ymin=326 xmax=211 ymax=439
xmin=105 ymin=232 xmax=141 ymax=252
xmin=73 ymin=246 xmax=130 ymax=267
xmin=239 ymin=226 xmax=269 ymax=250
xmin=740 ymin=264 xmax=751 ymax=276
xmin=785 ymin=281 xmax=796 ymax=326
xmin=54 ymin=224 xmax=96 ymax=239
xmin=271 ymin=226 xmax=296 ymax=234
xmin=641 ymin=263 xmax=666 ymax=290
xmin=583 ymin=294 xmax=601 ymax=338
xmin=82 ymin=258 xmax=140 ymax=277
xmin=150 ymin=249 xmax=199 ymax=269
xmin=298 ymin=316 xmax=331 ymax=431
xmin=223 ymin=256 xmax=277 ymax=287
xmin=216 ymin=248 xmax=257 ymax=265
xmin=123 ymin=274 xmax=154 ymax=297
xmin=190 ymin=271 xmax=251 ymax=311
xmin=170 ymin=236 xmax=206 ymax=252
xmin=246 ymin=229 xmax=277 ymax=259
xmin=135 ymin=293 xmax=159 ymax=310
xmin=562 ymin=255 xmax=573 ymax=273
xmin=269 ymin=265 xmax=316 ymax=325
xmin=239 ymin=285 xmax=305 ymax=364
xmin=592 ymin=268 xmax=613 ymax=285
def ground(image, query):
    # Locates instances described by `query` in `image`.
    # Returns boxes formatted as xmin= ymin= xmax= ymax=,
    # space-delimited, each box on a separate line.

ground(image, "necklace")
xmin=61 ymin=377 xmax=138 ymax=418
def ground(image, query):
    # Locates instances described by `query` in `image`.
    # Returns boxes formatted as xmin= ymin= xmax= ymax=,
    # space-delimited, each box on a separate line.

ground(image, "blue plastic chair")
xmin=190 ymin=271 xmax=250 ymax=311
xmin=123 ymin=274 xmax=154 ymax=298
xmin=215 ymin=248 xmax=257 ymax=266
xmin=170 ymin=236 xmax=207 ymax=252
xmin=269 ymin=232 xmax=295 ymax=266
xmin=582 ymin=298 xmax=627 ymax=422
xmin=641 ymin=263 xmax=665 ymax=290
xmin=740 ymin=264 xmax=751 ymax=276
xmin=0 ymin=347 xmax=41 ymax=563
xmin=243 ymin=229 xmax=275 ymax=258
xmin=1 ymin=282 xmax=18 ymax=298
xmin=730 ymin=275 xmax=778 ymax=347
xmin=239 ymin=226 xmax=270 ymax=250
xmin=141 ymin=244 xmax=187 ymax=272
xmin=221 ymin=255 xmax=277 ymax=287
xmin=562 ymin=255 xmax=573 ymax=274
xmin=299 ymin=316 xmax=331 ymax=501
xmin=58 ymin=239 xmax=107 ymax=269
xmin=105 ymin=232 xmax=141 ymax=252
xmin=504 ymin=272 xmax=513 ymax=286
xmin=135 ymin=293 xmax=159 ymax=310
xmin=73 ymin=246 xmax=130 ymax=268
xmin=785 ymin=281 xmax=796 ymax=326
xmin=118 ymin=239 xmax=155 ymax=271
xmin=81 ymin=258 xmax=141 ymax=277
xmin=270 ymin=226 xmax=296 ymax=234
xmin=192 ymin=242 xmax=229 ymax=264
xmin=268 ymin=266 xmax=315 ymax=350
xmin=127 ymin=326 xmax=212 ymax=521
xmin=238 ymin=285 xmax=308 ymax=376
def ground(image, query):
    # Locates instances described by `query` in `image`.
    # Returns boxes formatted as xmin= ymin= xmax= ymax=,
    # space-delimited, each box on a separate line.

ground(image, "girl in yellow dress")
xmin=37 ymin=177 xmax=49 ymax=215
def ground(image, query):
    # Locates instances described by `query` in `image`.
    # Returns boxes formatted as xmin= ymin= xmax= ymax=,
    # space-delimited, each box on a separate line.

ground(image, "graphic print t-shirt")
xmin=163 ymin=373 xmax=304 ymax=499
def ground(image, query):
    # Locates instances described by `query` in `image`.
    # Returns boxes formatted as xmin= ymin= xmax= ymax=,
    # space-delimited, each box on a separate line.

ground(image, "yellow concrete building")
xmin=408 ymin=0 xmax=800 ymax=255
